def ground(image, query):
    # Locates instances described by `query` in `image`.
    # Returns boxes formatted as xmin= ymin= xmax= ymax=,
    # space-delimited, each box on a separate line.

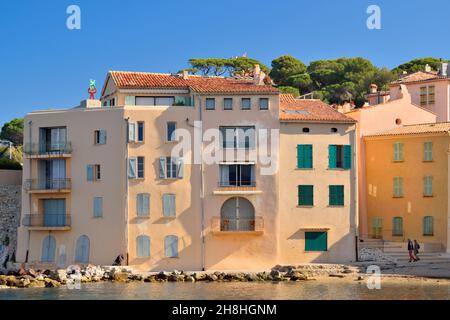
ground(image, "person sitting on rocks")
xmin=113 ymin=254 xmax=124 ymax=266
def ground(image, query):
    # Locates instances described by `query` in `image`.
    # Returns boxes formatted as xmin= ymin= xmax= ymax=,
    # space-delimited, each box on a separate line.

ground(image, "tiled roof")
xmin=391 ymin=71 xmax=448 ymax=85
xmin=108 ymin=71 xmax=279 ymax=94
xmin=366 ymin=122 xmax=450 ymax=137
xmin=279 ymin=94 xmax=356 ymax=123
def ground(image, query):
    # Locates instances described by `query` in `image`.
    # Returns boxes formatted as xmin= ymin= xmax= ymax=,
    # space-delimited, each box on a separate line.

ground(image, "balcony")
xmin=213 ymin=181 xmax=262 ymax=195
xmin=22 ymin=214 xmax=71 ymax=231
xmin=211 ymin=217 xmax=264 ymax=235
xmin=24 ymin=178 xmax=71 ymax=193
xmin=24 ymin=142 xmax=72 ymax=158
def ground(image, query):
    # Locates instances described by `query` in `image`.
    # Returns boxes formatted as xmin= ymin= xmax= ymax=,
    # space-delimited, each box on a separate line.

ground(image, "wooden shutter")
xmin=136 ymin=235 xmax=150 ymax=257
xmin=137 ymin=193 xmax=150 ymax=217
xmin=424 ymin=176 xmax=433 ymax=196
xmin=423 ymin=216 xmax=433 ymax=235
xmin=328 ymin=145 xmax=337 ymax=168
xmin=163 ymin=194 xmax=176 ymax=217
xmin=87 ymin=165 xmax=94 ymax=181
xmin=75 ymin=235 xmax=90 ymax=263
xmin=99 ymin=129 xmax=107 ymax=144
xmin=159 ymin=157 xmax=166 ymax=179
xmin=424 ymin=142 xmax=433 ymax=161
xmin=128 ymin=122 xmax=136 ymax=142
xmin=298 ymin=185 xmax=313 ymax=206
xmin=392 ymin=217 xmax=403 ymax=236
xmin=128 ymin=158 xmax=137 ymax=179
xmin=41 ymin=235 xmax=56 ymax=262
xmin=343 ymin=145 xmax=352 ymax=169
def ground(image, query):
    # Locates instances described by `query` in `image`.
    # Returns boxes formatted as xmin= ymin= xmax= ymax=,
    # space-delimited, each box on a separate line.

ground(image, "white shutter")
xmin=163 ymin=194 xmax=176 ymax=217
xmin=177 ymin=158 xmax=184 ymax=178
xmin=159 ymin=157 xmax=166 ymax=179
xmin=128 ymin=122 xmax=136 ymax=142
xmin=128 ymin=158 xmax=137 ymax=179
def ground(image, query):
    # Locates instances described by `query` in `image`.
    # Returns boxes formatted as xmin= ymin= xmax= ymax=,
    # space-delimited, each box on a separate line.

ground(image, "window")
xmin=220 ymin=197 xmax=255 ymax=231
xmin=223 ymin=98 xmax=233 ymax=110
xmin=302 ymin=128 xmax=310 ymax=133
xmin=423 ymin=216 xmax=434 ymax=236
xmin=137 ymin=122 xmax=144 ymax=142
xmin=420 ymin=86 xmax=435 ymax=106
xmin=297 ymin=144 xmax=313 ymax=169
xmin=128 ymin=157 xmax=144 ymax=179
xmin=424 ymin=142 xmax=433 ymax=161
xmin=423 ymin=176 xmax=433 ymax=196
xmin=219 ymin=126 xmax=255 ymax=149
xmin=420 ymin=87 xmax=427 ymax=106
xmin=372 ymin=217 xmax=383 ymax=239
xmin=428 ymin=86 xmax=435 ymax=105
xmin=74 ymin=235 xmax=90 ymax=263
xmin=87 ymin=164 xmax=101 ymax=181
xmin=128 ymin=122 xmax=136 ymax=142
xmin=205 ymin=98 xmax=216 ymax=110
xmin=94 ymin=130 xmax=107 ymax=145
xmin=305 ymin=231 xmax=327 ymax=252
xmin=136 ymin=235 xmax=150 ymax=257
xmin=329 ymin=145 xmax=351 ymax=169
xmin=331 ymin=128 xmax=338 ymax=133
xmin=93 ymin=197 xmax=103 ymax=218
xmin=329 ymin=185 xmax=344 ymax=206
xmin=135 ymin=96 xmax=175 ymax=106
xmin=219 ymin=164 xmax=255 ymax=186
xmin=165 ymin=235 xmax=179 ymax=258
xmin=392 ymin=217 xmax=403 ymax=236
xmin=393 ymin=142 xmax=404 ymax=161
xmin=43 ymin=199 xmax=66 ymax=226
xmin=167 ymin=122 xmax=176 ymax=142
xmin=162 ymin=194 xmax=176 ymax=217
xmin=241 ymin=98 xmax=251 ymax=110
xmin=159 ymin=157 xmax=184 ymax=179
xmin=137 ymin=193 xmax=150 ymax=217
xmin=259 ymin=98 xmax=269 ymax=110
xmin=298 ymin=185 xmax=314 ymax=206
xmin=393 ymin=177 xmax=404 ymax=197
xmin=395 ymin=118 xmax=402 ymax=125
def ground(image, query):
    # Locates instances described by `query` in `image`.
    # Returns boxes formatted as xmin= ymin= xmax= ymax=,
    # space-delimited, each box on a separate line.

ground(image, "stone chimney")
xmin=369 ymin=83 xmax=378 ymax=94
xmin=425 ymin=64 xmax=432 ymax=72
xmin=182 ymin=70 xmax=189 ymax=80
xmin=253 ymin=64 xmax=266 ymax=85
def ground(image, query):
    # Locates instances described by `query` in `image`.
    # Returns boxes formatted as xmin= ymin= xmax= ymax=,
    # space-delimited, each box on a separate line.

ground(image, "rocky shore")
xmin=0 ymin=264 xmax=366 ymax=289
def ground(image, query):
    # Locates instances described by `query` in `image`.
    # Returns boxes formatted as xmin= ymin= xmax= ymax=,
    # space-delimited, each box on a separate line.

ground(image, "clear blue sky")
xmin=1 ymin=0 xmax=450 ymax=127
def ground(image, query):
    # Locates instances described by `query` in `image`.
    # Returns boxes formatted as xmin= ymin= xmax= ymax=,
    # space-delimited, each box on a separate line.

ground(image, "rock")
xmin=168 ymin=274 xmax=183 ymax=282
xmin=172 ymin=270 xmax=182 ymax=275
xmin=356 ymin=276 xmax=364 ymax=281
xmin=245 ymin=273 xmax=259 ymax=282
xmin=185 ymin=276 xmax=195 ymax=282
xmin=27 ymin=269 xmax=38 ymax=278
xmin=113 ymin=272 xmax=129 ymax=282
xmin=329 ymin=274 xmax=345 ymax=278
xmin=129 ymin=274 xmax=143 ymax=281
xmin=206 ymin=274 xmax=218 ymax=281
xmin=28 ymin=280 xmax=46 ymax=288
xmin=289 ymin=271 xmax=308 ymax=281
xmin=44 ymin=278 xmax=61 ymax=288
xmin=156 ymin=272 xmax=168 ymax=281
xmin=2 ymin=275 xmax=21 ymax=287
xmin=270 ymin=270 xmax=281 ymax=278
xmin=144 ymin=275 xmax=157 ymax=283
xmin=17 ymin=277 xmax=31 ymax=288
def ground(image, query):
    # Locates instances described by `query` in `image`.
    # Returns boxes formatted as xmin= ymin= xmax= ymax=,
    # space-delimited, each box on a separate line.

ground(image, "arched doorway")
xmin=75 ymin=235 xmax=90 ymax=263
xmin=220 ymin=197 xmax=255 ymax=231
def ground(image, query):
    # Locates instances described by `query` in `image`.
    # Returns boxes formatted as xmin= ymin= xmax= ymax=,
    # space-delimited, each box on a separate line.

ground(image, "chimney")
xmin=369 ymin=83 xmax=378 ymax=94
xmin=182 ymin=70 xmax=189 ymax=80
xmin=441 ymin=62 xmax=449 ymax=77
xmin=425 ymin=64 xmax=432 ymax=72
xmin=253 ymin=64 xmax=266 ymax=85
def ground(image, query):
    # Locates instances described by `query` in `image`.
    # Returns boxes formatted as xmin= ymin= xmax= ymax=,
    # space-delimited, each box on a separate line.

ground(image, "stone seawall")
xmin=0 ymin=185 xmax=21 ymax=264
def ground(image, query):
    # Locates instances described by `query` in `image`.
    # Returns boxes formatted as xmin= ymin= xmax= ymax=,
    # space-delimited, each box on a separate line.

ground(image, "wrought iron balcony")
xmin=24 ymin=178 xmax=71 ymax=192
xmin=211 ymin=217 xmax=264 ymax=234
xmin=22 ymin=214 xmax=71 ymax=229
xmin=23 ymin=142 xmax=72 ymax=157
xmin=218 ymin=180 xmax=256 ymax=187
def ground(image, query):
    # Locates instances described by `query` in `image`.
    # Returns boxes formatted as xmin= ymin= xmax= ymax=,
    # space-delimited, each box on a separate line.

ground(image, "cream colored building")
xmin=16 ymin=68 xmax=358 ymax=271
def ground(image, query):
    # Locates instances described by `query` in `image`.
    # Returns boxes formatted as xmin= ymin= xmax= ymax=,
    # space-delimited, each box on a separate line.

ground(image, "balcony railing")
xmin=218 ymin=180 xmax=256 ymax=187
xmin=24 ymin=142 xmax=72 ymax=156
xmin=24 ymin=178 xmax=71 ymax=191
xmin=211 ymin=217 xmax=264 ymax=233
xmin=22 ymin=214 xmax=71 ymax=228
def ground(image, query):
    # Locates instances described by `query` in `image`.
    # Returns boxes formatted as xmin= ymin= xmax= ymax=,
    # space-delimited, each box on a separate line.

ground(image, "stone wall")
xmin=0 ymin=185 xmax=21 ymax=262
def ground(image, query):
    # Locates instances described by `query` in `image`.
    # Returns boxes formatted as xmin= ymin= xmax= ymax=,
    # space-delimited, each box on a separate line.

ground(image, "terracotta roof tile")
xmin=109 ymin=71 xmax=278 ymax=94
xmin=366 ymin=122 xmax=450 ymax=137
xmin=391 ymin=71 xmax=448 ymax=85
xmin=280 ymin=95 xmax=356 ymax=123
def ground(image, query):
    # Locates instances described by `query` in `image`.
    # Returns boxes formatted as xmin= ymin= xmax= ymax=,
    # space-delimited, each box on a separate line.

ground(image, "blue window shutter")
xmin=75 ymin=235 xmax=90 ymax=263
xmin=136 ymin=235 xmax=150 ymax=257
xmin=99 ymin=130 xmax=107 ymax=144
xmin=41 ymin=235 xmax=56 ymax=262
xmin=159 ymin=157 xmax=166 ymax=179
xmin=93 ymin=197 xmax=103 ymax=218
xmin=343 ymin=145 xmax=352 ymax=169
xmin=328 ymin=145 xmax=337 ymax=168
xmin=177 ymin=158 xmax=184 ymax=178
xmin=165 ymin=235 xmax=178 ymax=257
xmin=128 ymin=158 xmax=136 ymax=179
xmin=163 ymin=194 xmax=176 ymax=217
xmin=87 ymin=165 xmax=94 ymax=181
xmin=125 ymin=96 xmax=135 ymax=106
xmin=137 ymin=193 xmax=150 ymax=217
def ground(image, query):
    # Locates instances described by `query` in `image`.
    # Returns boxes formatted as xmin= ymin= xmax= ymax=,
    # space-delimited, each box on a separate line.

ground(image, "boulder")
xmin=245 ymin=273 xmax=259 ymax=282
xmin=113 ymin=272 xmax=129 ymax=282
xmin=206 ymin=274 xmax=218 ymax=281
xmin=156 ymin=272 xmax=168 ymax=281
xmin=185 ymin=276 xmax=195 ymax=282
xmin=289 ymin=271 xmax=308 ymax=281
xmin=44 ymin=278 xmax=61 ymax=288
xmin=28 ymin=280 xmax=46 ymax=288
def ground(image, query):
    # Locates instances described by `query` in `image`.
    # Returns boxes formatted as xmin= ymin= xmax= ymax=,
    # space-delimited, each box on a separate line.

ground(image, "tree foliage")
xmin=185 ymin=57 xmax=269 ymax=77
xmin=392 ymin=57 xmax=449 ymax=75
xmin=278 ymin=86 xmax=300 ymax=97
xmin=269 ymin=55 xmax=307 ymax=86
xmin=0 ymin=118 xmax=24 ymax=145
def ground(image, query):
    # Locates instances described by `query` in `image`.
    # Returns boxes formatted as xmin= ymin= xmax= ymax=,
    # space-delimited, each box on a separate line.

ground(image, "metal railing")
xmin=24 ymin=178 xmax=71 ymax=191
xmin=23 ymin=142 xmax=72 ymax=156
xmin=218 ymin=180 xmax=256 ymax=187
xmin=22 ymin=214 xmax=71 ymax=228
xmin=211 ymin=217 xmax=264 ymax=232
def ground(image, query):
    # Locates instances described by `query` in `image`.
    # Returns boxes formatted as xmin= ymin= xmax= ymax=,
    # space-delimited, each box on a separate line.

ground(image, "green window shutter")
xmin=305 ymin=232 xmax=327 ymax=252
xmin=392 ymin=217 xmax=403 ymax=236
xmin=343 ymin=145 xmax=352 ymax=169
xmin=424 ymin=176 xmax=433 ymax=196
xmin=328 ymin=145 xmax=337 ymax=168
xmin=329 ymin=185 xmax=344 ymax=206
xmin=394 ymin=142 xmax=404 ymax=161
xmin=87 ymin=165 xmax=94 ymax=181
xmin=297 ymin=145 xmax=303 ymax=168
xmin=423 ymin=216 xmax=433 ymax=236
xmin=424 ymin=142 xmax=433 ymax=161
xmin=297 ymin=145 xmax=312 ymax=168
xmin=125 ymin=96 xmax=135 ymax=106
xmin=394 ymin=177 xmax=403 ymax=197
xmin=298 ymin=185 xmax=314 ymax=206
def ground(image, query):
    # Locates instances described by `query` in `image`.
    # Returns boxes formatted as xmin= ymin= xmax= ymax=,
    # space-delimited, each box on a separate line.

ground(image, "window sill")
xmin=304 ymin=250 xmax=328 ymax=253
xmin=423 ymin=195 xmax=434 ymax=198
xmin=136 ymin=216 xmax=150 ymax=219
xmin=392 ymin=196 xmax=404 ymax=198
xmin=423 ymin=234 xmax=434 ymax=237
xmin=165 ymin=140 xmax=177 ymax=144
xmin=327 ymin=168 xmax=350 ymax=171
xmin=162 ymin=216 xmax=176 ymax=220
xmin=296 ymin=168 xmax=314 ymax=171
xmin=422 ymin=160 xmax=434 ymax=163
xmin=327 ymin=205 xmax=344 ymax=208
xmin=392 ymin=160 xmax=404 ymax=163
xmin=297 ymin=205 xmax=314 ymax=208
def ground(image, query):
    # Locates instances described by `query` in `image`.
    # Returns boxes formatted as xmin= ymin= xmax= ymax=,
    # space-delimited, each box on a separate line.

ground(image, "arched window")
xmin=423 ymin=216 xmax=434 ymax=236
xmin=136 ymin=235 xmax=150 ymax=257
xmin=220 ymin=197 xmax=255 ymax=231
xmin=392 ymin=217 xmax=403 ymax=236
xmin=75 ymin=235 xmax=90 ymax=263
xmin=165 ymin=235 xmax=179 ymax=258
xmin=41 ymin=235 xmax=56 ymax=262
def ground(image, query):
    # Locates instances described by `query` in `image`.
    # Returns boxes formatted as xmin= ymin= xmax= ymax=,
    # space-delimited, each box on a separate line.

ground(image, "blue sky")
xmin=1 ymin=0 xmax=450 ymax=126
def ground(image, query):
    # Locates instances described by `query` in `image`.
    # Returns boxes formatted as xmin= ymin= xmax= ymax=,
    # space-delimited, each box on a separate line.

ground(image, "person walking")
xmin=407 ymin=239 xmax=417 ymax=262
xmin=413 ymin=240 xmax=421 ymax=261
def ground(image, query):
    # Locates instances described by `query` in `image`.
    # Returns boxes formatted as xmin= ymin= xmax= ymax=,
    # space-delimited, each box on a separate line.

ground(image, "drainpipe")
xmin=125 ymin=117 xmax=130 ymax=266
xmin=25 ymin=120 xmax=32 ymax=263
